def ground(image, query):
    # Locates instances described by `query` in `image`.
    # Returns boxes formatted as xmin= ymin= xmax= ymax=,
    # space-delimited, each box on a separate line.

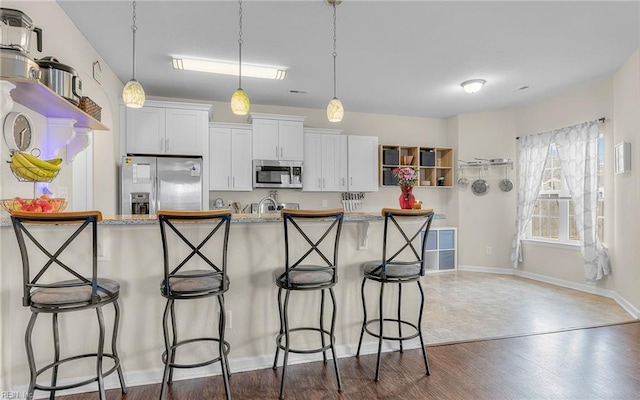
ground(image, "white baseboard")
xmin=13 ymin=339 xmax=421 ymax=399
xmin=458 ymin=264 xmax=640 ymax=319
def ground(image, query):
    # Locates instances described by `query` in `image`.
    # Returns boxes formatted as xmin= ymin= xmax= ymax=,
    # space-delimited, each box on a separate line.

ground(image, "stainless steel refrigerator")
xmin=120 ymin=156 xmax=203 ymax=215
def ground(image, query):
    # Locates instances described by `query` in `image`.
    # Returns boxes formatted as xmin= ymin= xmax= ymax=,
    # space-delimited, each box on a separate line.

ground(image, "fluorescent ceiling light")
xmin=172 ymin=57 xmax=286 ymax=80
xmin=461 ymin=79 xmax=486 ymax=94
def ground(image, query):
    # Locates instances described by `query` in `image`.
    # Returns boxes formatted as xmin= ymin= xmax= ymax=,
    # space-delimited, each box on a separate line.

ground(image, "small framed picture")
xmin=614 ymin=142 xmax=631 ymax=174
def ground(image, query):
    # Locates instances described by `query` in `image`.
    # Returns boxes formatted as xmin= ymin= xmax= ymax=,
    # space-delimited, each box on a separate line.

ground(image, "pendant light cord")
xmin=332 ymin=1 xmax=337 ymax=99
xmin=238 ymin=0 xmax=243 ymax=89
xmin=131 ymin=0 xmax=137 ymax=80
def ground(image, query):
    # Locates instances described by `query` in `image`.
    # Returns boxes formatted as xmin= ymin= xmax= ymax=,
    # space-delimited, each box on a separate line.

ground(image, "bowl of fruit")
xmin=1 ymin=196 xmax=68 ymax=213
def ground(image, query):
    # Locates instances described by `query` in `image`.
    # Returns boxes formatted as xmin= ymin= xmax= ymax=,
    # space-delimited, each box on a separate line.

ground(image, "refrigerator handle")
xmin=155 ymin=175 xmax=160 ymax=213
xmin=160 ymin=138 xmax=164 ymax=152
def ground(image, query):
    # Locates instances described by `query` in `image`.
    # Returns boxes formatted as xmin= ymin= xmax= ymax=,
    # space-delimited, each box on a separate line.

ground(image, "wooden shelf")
xmin=5 ymin=77 xmax=109 ymax=131
xmin=379 ymin=145 xmax=455 ymax=188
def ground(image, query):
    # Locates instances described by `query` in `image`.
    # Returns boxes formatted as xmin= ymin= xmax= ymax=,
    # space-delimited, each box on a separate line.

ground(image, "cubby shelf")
xmin=379 ymin=145 xmax=454 ymax=188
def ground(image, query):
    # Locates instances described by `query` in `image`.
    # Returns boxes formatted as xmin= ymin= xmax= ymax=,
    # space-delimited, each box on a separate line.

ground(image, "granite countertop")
xmin=0 ymin=212 xmax=446 ymax=227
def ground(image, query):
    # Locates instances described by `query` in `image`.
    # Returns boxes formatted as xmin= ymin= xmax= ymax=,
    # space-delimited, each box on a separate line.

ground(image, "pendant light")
xmin=122 ymin=0 xmax=145 ymax=108
xmin=231 ymin=0 xmax=250 ymax=115
xmin=326 ymin=0 xmax=344 ymax=122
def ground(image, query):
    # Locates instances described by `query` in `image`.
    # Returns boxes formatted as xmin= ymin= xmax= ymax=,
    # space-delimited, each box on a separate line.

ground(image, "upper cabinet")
xmin=209 ymin=123 xmax=252 ymax=191
xmin=303 ymin=128 xmax=344 ymax=192
xmin=347 ymin=135 xmax=379 ymax=192
xmin=123 ymin=100 xmax=210 ymax=156
xmin=249 ymin=113 xmax=306 ymax=161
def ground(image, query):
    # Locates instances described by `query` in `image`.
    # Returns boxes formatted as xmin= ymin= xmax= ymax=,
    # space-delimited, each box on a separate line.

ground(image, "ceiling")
xmin=57 ymin=1 xmax=639 ymax=119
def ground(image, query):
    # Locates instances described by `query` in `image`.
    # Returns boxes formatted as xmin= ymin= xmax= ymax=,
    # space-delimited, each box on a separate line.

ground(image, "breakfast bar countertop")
xmin=0 ymin=212 xmax=446 ymax=227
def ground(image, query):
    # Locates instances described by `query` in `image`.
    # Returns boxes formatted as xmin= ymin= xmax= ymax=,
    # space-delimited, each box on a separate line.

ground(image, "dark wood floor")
xmin=59 ymin=322 xmax=640 ymax=400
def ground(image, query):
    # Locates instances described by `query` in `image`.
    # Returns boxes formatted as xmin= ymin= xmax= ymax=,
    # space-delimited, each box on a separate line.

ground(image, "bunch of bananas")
xmin=10 ymin=152 xmax=63 ymax=182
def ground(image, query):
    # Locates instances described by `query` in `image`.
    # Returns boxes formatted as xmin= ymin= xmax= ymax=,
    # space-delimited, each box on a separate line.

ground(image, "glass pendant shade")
xmin=123 ymin=79 xmax=145 ymax=108
xmin=326 ymin=97 xmax=344 ymax=122
xmin=231 ymin=88 xmax=250 ymax=115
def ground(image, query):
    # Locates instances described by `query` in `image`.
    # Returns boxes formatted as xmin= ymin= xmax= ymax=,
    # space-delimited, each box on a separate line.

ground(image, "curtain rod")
xmin=516 ymin=117 xmax=605 ymax=140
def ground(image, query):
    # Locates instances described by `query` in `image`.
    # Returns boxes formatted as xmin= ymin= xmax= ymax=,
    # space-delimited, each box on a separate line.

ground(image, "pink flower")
xmin=392 ymin=167 xmax=418 ymax=186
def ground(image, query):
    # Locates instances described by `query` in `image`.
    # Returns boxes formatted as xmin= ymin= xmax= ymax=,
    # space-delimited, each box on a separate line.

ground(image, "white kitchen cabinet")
xmin=125 ymin=106 xmax=165 ymax=154
xmin=422 ymin=227 xmax=457 ymax=272
xmin=124 ymin=100 xmax=210 ymax=156
xmin=303 ymin=128 xmax=343 ymax=192
xmin=209 ymin=123 xmax=252 ymax=191
xmin=249 ymin=113 xmax=306 ymax=161
xmin=346 ymin=135 xmax=379 ymax=192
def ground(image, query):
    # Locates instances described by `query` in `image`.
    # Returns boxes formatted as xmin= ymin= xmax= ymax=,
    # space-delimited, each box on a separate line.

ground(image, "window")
xmin=529 ymin=135 xmax=604 ymax=243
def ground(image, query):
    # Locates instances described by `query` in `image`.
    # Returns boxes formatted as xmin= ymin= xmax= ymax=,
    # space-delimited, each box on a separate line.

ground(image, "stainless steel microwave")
xmin=253 ymin=160 xmax=303 ymax=188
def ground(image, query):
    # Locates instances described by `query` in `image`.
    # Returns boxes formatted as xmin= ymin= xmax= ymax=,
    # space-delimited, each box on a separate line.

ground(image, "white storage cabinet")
xmin=422 ymin=227 xmax=457 ymax=272
xmin=124 ymin=100 xmax=210 ymax=156
xmin=344 ymin=135 xmax=379 ymax=192
xmin=249 ymin=113 xmax=306 ymax=161
xmin=209 ymin=123 xmax=252 ymax=191
xmin=303 ymin=128 xmax=343 ymax=192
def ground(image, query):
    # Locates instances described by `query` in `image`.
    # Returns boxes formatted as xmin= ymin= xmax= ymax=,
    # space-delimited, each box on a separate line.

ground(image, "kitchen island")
xmin=0 ymin=211 xmax=443 ymax=395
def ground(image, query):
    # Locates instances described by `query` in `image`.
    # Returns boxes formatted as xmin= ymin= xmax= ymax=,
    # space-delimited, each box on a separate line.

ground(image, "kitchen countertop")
xmin=0 ymin=212 xmax=446 ymax=227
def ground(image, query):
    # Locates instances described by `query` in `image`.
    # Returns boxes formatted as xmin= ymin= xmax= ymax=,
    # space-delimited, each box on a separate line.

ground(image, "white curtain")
xmin=554 ymin=121 xmax=610 ymax=282
xmin=510 ymin=132 xmax=553 ymax=267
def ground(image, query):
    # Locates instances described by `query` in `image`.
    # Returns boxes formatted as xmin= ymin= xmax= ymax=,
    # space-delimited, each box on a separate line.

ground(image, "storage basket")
xmin=78 ymin=96 xmax=102 ymax=121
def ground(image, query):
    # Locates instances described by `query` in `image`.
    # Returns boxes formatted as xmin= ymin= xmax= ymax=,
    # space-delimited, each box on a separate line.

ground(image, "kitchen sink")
xmin=250 ymin=202 xmax=299 ymax=214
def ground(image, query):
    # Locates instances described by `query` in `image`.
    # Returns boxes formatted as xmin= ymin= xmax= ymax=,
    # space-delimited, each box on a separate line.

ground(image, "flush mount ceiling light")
xmin=326 ymin=0 xmax=344 ymax=123
xmin=123 ymin=0 xmax=145 ymax=108
xmin=172 ymin=58 xmax=287 ymax=80
xmin=461 ymin=79 xmax=486 ymax=94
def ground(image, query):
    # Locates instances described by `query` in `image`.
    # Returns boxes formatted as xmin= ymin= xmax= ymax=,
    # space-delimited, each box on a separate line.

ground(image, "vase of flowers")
xmin=393 ymin=167 xmax=418 ymax=209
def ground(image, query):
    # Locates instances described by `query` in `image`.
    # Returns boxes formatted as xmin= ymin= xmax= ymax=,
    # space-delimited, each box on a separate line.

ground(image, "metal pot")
xmin=35 ymin=56 xmax=82 ymax=105
xmin=457 ymin=168 xmax=469 ymax=188
xmin=499 ymin=166 xmax=514 ymax=192
xmin=471 ymin=168 xmax=489 ymax=196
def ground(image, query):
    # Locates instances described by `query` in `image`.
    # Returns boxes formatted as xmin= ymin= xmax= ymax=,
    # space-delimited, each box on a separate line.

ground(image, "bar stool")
xmin=157 ymin=210 xmax=232 ymax=400
xmin=356 ymin=208 xmax=434 ymax=381
xmin=10 ymin=211 xmax=127 ymax=400
xmin=272 ymin=208 xmax=344 ymax=400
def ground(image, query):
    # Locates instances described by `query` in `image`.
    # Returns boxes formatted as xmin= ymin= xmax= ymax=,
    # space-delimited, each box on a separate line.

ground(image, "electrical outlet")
xmin=57 ymin=186 xmax=68 ymax=200
xmin=485 ymin=246 xmax=492 ymax=255
xmin=98 ymin=230 xmax=111 ymax=261
xmin=321 ymin=199 xmax=328 ymax=208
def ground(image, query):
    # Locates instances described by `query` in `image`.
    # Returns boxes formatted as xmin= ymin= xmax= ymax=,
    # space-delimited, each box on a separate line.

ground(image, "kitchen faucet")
xmin=258 ymin=196 xmax=278 ymax=217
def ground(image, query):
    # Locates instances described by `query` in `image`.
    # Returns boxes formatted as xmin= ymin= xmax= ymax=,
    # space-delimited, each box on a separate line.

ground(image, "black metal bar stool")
xmin=157 ymin=210 xmax=232 ymax=400
xmin=272 ymin=208 xmax=344 ymax=400
xmin=10 ymin=210 xmax=127 ymax=400
xmin=356 ymin=208 xmax=434 ymax=381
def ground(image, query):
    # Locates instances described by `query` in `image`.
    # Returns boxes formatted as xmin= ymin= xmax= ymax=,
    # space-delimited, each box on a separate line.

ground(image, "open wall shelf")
xmin=379 ymin=145 xmax=454 ymax=188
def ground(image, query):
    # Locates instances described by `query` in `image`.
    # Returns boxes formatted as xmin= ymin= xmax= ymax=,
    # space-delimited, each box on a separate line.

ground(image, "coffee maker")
xmin=0 ymin=8 xmax=42 ymax=81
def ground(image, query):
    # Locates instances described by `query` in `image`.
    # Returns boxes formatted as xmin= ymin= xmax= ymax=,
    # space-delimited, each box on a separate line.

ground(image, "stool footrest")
xmin=364 ymin=318 xmax=420 ymax=341
xmin=34 ymin=353 xmax=120 ymax=392
xmin=275 ymin=327 xmax=335 ymax=355
xmin=162 ymin=337 xmax=231 ymax=369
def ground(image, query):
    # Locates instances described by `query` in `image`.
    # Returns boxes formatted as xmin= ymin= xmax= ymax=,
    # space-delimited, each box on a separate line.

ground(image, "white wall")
xmin=0 ymin=0 xmax=124 ymax=214
xmin=453 ymin=110 xmax=517 ymax=269
xmin=612 ymin=49 xmax=640 ymax=309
